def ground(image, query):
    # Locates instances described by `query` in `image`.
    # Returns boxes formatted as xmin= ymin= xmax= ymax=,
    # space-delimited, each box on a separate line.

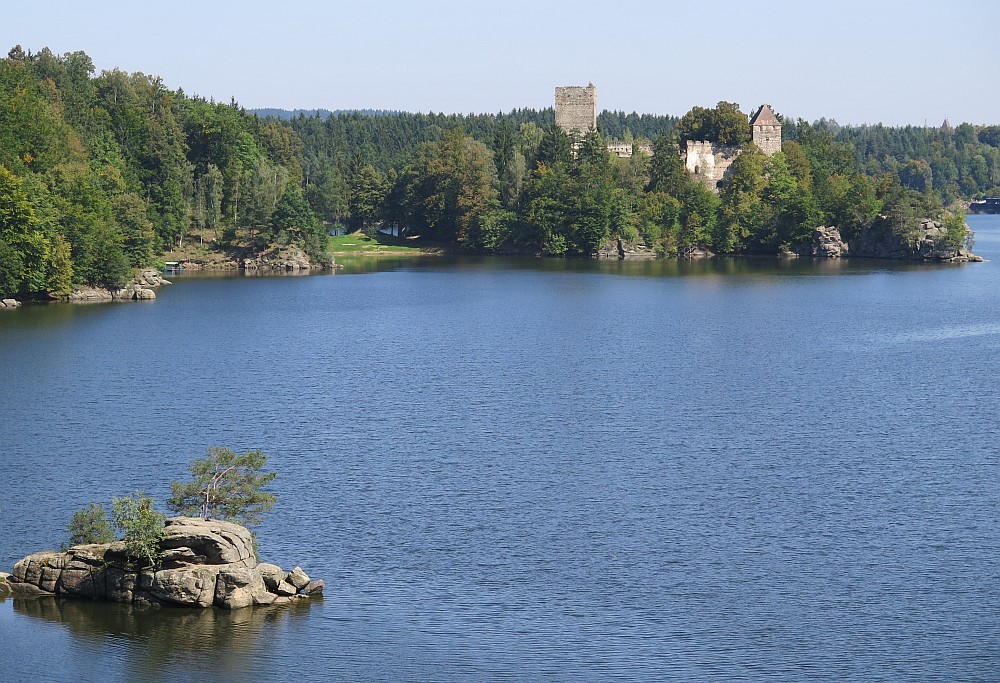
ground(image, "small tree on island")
xmin=66 ymin=502 xmax=116 ymax=547
xmin=111 ymin=492 xmax=165 ymax=568
xmin=167 ymin=447 xmax=277 ymax=527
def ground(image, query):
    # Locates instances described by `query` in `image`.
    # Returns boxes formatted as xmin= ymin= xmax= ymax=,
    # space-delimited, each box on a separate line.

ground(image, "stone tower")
xmin=750 ymin=104 xmax=782 ymax=156
xmin=555 ymin=84 xmax=597 ymax=136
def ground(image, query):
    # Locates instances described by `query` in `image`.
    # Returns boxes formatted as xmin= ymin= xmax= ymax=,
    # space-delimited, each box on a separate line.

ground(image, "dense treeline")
xmin=1 ymin=45 xmax=992 ymax=300
xmin=289 ymin=101 xmax=969 ymax=258
xmin=802 ymin=120 xmax=1000 ymax=204
xmin=0 ymin=46 xmax=325 ymax=299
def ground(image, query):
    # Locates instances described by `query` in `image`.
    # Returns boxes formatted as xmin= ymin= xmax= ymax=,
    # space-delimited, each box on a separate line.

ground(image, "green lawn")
xmin=327 ymin=232 xmax=435 ymax=254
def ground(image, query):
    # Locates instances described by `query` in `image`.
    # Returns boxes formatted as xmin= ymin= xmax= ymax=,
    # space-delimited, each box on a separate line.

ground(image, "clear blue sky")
xmin=3 ymin=0 xmax=997 ymax=125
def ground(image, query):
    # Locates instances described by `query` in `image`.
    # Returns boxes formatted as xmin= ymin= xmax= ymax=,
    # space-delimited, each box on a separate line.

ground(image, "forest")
xmin=2 ymin=45 xmax=998 ymax=299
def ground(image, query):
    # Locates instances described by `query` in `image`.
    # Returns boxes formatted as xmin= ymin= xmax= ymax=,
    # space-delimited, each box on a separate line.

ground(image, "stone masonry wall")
xmin=753 ymin=124 xmax=781 ymax=156
xmin=684 ymin=141 xmax=741 ymax=190
xmin=555 ymin=85 xmax=597 ymax=135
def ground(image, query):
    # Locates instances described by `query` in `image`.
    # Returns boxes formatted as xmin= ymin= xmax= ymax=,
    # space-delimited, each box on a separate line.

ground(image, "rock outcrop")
xmin=68 ymin=268 xmax=171 ymax=303
xmin=849 ymin=218 xmax=983 ymax=262
xmin=242 ymin=245 xmax=324 ymax=272
xmin=6 ymin=517 xmax=322 ymax=610
xmin=805 ymin=226 xmax=849 ymax=258
xmin=0 ymin=298 xmax=22 ymax=309
xmin=596 ymin=239 xmax=660 ymax=260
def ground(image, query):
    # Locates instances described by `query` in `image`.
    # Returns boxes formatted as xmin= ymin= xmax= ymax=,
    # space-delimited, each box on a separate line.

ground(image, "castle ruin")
xmin=555 ymin=84 xmax=649 ymax=158
xmin=684 ymin=104 xmax=783 ymax=191
xmin=750 ymin=104 xmax=782 ymax=156
xmin=554 ymin=84 xmax=597 ymax=136
xmin=553 ymin=85 xmax=782 ymax=189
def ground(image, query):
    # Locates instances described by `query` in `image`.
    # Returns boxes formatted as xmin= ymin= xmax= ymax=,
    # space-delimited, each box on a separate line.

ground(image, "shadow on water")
xmin=10 ymin=595 xmax=318 ymax=681
xmin=333 ymin=253 xmax=968 ymax=278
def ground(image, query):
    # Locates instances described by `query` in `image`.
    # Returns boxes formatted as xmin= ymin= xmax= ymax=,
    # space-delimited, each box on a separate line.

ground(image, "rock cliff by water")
xmin=4 ymin=517 xmax=322 ymax=609
xmin=799 ymin=219 xmax=981 ymax=262
xmin=848 ymin=218 xmax=982 ymax=262
xmin=67 ymin=268 xmax=172 ymax=303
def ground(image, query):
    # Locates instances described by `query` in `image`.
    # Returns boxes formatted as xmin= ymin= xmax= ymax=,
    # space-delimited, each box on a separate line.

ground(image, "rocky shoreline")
xmin=1 ymin=517 xmax=322 ymax=610
xmin=597 ymin=217 xmax=983 ymax=262
xmin=804 ymin=219 xmax=983 ymax=262
xmin=67 ymin=268 xmax=172 ymax=303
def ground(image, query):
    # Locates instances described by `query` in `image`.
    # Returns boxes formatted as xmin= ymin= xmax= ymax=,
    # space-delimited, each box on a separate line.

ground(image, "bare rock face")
xmin=160 ymin=517 xmax=256 ymax=569
xmin=808 ymin=226 xmax=849 ymax=258
xmin=68 ymin=268 xmax=171 ymax=303
xmin=7 ymin=517 xmax=321 ymax=610
xmin=242 ymin=245 xmax=319 ymax=272
xmin=146 ymin=567 xmax=218 ymax=607
xmin=850 ymin=218 xmax=983 ymax=262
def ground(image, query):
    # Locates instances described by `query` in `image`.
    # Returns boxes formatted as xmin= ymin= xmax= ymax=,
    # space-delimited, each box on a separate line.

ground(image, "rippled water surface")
xmin=2 ymin=216 xmax=999 ymax=681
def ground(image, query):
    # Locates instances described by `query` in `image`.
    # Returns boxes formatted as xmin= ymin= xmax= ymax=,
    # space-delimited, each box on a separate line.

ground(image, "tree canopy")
xmin=168 ymin=447 xmax=277 ymax=527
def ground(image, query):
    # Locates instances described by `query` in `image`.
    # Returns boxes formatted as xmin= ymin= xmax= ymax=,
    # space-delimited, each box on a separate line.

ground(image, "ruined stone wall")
xmin=555 ymin=85 xmax=597 ymax=135
xmin=607 ymin=141 xmax=654 ymax=158
xmin=753 ymin=124 xmax=782 ymax=156
xmin=684 ymin=141 xmax=741 ymax=190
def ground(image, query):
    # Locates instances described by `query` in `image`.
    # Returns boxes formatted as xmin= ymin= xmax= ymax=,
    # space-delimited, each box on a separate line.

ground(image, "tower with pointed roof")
xmin=750 ymin=104 xmax=781 ymax=156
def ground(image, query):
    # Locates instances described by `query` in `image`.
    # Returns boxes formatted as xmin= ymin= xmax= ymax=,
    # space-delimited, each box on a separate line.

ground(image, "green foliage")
xmin=677 ymin=102 xmax=751 ymax=146
xmin=2 ymin=44 xmax=994 ymax=272
xmin=167 ymin=447 xmax=277 ymax=527
xmin=67 ymin=502 xmax=115 ymax=547
xmin=537 ymin=125 xmax=573 ymax=166
xmin=941 ymin=212 xmax=971 ymax=251
xmin=111 ymin=492 xmax=164 ymax=568
xmin=400 ymin=129 xmax=499 ymax=246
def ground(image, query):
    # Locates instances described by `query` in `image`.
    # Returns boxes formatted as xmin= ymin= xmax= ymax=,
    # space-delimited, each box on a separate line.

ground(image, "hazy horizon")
xmin=4 ymin=0 xmax=997 ymax=127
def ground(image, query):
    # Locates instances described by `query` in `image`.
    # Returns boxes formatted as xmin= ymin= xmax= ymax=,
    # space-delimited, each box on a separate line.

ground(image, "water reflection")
xmin=331 ymin=253 xmax=960 ymax=278
xmin=12 ymin=596 xmax=318 ymax=681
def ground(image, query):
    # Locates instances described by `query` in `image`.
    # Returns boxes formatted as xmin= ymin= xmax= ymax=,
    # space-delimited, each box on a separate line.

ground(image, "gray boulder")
xmin=160 ymin=517 xmax=256 ymax=568
xmin=146 ymin=568 xmax=218 ymax=607
xmin=215 ymin=568 xmax=269 ymax=610
xmin=286 ymin=566 xmax=311 ymax=590
xmin=256 ymin=563 xmax=287 ymax=592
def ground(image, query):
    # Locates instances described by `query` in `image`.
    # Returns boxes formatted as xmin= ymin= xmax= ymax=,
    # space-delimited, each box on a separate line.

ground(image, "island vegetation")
xmin=2 ymin=45 xmax=997 ymax=300
xmin=2 ymin=447 xmax=312 ymax=610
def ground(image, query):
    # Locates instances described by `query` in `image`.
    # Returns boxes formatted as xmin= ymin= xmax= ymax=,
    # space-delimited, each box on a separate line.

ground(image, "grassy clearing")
xmin=327 ymin=232 xmax=439 ymax=255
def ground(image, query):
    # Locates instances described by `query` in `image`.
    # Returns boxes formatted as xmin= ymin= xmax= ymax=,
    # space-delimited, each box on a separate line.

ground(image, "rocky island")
xmin=0 ymin=517 xmax=322 ymax=609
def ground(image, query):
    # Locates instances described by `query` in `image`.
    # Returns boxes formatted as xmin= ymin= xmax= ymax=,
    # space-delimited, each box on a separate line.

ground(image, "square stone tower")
xmin=555 ymin=84 xmax=597 ymax=136
xmin=750 ymin=104 xmax=782 ymax=156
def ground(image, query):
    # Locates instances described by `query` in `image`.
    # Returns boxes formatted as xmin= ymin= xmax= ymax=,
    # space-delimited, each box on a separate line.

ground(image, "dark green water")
xmin=1 ymin=216 xmax=999 ymax=681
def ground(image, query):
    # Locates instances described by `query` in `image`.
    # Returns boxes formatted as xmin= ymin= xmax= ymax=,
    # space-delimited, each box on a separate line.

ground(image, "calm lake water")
xmin=2 ymin=216 xmax=999 ymax=682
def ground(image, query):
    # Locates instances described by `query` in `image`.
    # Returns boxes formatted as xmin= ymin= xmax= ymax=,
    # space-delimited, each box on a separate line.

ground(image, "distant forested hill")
xmin=250 ymin=108 xmax=402 ymax=120
xmin=1 ymin=44 xmax=997 ymax=301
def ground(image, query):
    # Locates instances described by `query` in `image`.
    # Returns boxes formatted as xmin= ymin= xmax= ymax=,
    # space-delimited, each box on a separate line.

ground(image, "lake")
xmin=2 ymin=216 xmax=999 ymax=682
